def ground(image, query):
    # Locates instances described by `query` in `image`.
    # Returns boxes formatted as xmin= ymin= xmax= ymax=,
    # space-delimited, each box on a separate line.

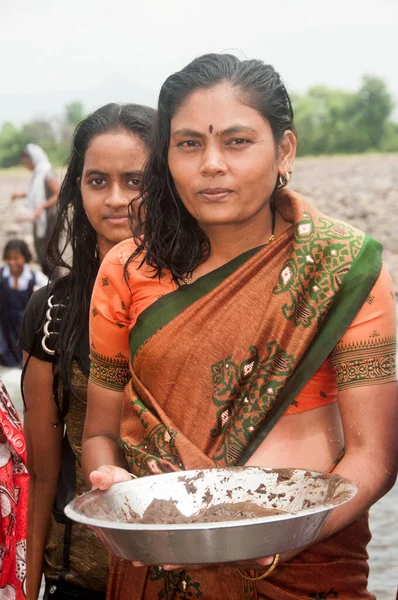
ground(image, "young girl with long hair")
xmin=20 ymin=102 xmax=156 ymax=600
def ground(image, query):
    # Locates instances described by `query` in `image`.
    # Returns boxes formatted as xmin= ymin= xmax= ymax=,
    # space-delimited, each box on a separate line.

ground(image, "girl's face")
xmin=5 ymin=250 xmax=26 ymax=277
xmin=168 ymin=83 xmax=295 ymax=234
xmin=80 ymin=130 xmax=149 ymax=259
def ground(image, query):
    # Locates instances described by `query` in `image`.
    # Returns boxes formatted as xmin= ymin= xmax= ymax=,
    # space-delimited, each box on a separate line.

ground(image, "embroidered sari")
xmin=89 ymin=191 xmax=396 ymax=600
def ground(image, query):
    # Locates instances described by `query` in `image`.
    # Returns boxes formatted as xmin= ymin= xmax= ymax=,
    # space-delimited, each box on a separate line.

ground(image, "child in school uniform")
xmin=0 ymin=239 xmax=48 ymax=367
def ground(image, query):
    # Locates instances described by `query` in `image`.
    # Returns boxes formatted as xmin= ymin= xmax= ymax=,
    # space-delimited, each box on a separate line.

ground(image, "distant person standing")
xmin=11 ymin=144 xmax=60 ymax=276
xmin=0 ymin=239 xmax=48 ymax=367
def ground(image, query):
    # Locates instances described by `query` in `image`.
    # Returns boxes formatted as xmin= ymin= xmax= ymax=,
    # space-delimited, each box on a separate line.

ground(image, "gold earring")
xmin=277 ymin=172 xmax=289 ymax=189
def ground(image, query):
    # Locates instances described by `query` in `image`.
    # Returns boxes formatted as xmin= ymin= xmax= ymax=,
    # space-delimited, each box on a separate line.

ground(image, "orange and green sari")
xmin=89 ymin=190 xmax=396 ymax=600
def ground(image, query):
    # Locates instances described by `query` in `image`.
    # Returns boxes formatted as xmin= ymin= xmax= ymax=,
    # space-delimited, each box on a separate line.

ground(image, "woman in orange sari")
xmin=82 ymin=54 xmax=397 ymax=600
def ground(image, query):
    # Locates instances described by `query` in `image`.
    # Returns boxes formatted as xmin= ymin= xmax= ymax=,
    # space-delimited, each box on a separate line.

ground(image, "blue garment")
xmin=0 ymin=267 xmax=36 ymax=366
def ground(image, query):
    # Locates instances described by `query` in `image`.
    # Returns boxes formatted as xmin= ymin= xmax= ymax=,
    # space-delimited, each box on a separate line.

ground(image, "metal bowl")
xmin=65 ymin=467 xmax=356 ymax=564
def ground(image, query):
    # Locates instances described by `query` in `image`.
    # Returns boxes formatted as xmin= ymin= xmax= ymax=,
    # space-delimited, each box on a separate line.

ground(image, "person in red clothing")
xmin=0 ymin=377 xmax=28 ymax=600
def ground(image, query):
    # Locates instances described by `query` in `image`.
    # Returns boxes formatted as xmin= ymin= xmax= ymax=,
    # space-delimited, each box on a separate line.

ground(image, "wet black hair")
xmin=45 ymin=103 xmax=156 ymax=413
xmin=132 ymin=53 xmax=295 ymax=282
xmin=3 ymin=238 xmax=32 ymax=263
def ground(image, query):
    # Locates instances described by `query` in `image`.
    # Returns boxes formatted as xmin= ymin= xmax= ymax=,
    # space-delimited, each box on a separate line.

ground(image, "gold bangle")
xmin=238 ymin=554 xmax=280 ymax=581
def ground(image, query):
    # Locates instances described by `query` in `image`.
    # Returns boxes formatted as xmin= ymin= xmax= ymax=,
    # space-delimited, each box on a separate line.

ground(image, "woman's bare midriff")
xmin=246 ymin=402 xmax=344 ymax=472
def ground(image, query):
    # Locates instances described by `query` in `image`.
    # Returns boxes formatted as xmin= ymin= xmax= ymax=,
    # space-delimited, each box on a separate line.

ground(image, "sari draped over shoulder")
xmin=89 ymin=190 xmax=396 ymax=600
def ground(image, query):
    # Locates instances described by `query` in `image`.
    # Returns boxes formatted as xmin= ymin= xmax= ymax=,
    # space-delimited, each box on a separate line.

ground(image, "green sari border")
xmin=129 ymin=245 xmax=263 ymax=360
xmin=238 ymin=234 xmax=383 ymax=464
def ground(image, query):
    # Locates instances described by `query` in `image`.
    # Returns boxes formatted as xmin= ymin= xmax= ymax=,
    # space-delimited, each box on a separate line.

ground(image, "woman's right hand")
xmin=90 ymin=465 xmax=132 ymax=490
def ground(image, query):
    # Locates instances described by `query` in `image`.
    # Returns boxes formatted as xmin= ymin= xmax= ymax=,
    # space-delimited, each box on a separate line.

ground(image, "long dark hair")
xmin=133 ymin=53 xmax=295 ymax=282
xmin=46 ymin=103 xmax=156 ymax=408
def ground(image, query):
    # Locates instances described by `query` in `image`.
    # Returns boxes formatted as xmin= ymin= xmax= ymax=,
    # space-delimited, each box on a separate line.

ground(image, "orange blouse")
xmin=90 ymin=239 xmax=396 ymax=414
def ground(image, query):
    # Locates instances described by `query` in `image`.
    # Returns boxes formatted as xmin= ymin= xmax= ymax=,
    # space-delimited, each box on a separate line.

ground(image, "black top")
xmin=19 ymin=283 xmax=108 ymax=592
xmin=20 ymin=284 xmax=90 ymax=375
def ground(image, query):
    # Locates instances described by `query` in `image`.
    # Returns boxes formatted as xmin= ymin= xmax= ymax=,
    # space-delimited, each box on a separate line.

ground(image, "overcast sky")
xmin=1 ymin=0 xmax=397 ymax=125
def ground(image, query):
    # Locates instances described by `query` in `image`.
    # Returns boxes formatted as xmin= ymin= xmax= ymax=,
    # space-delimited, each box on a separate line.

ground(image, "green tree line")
xmin=0 ymin=76 xmax=397 ymax=168
xmin=0 ymin=101 xmax=86 ymax=168
xmin=293 ymin=75 xmax=398 ymax=155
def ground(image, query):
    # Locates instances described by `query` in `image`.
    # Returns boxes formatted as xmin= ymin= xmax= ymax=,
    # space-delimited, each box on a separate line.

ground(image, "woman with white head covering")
xmin=10 ymin=144 xmax=60 ymax=276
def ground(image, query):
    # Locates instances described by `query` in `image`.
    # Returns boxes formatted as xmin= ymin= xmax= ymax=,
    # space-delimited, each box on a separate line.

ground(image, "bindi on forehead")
xmin=208 ymin=124 xmax=214 ymax=134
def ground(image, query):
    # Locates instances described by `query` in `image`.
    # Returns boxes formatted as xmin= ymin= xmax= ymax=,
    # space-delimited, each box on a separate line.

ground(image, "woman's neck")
xmin=188 ymin=211 xmax=291 ymax=283
xmin=200 ymin=213 xmax=281 ymax=268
